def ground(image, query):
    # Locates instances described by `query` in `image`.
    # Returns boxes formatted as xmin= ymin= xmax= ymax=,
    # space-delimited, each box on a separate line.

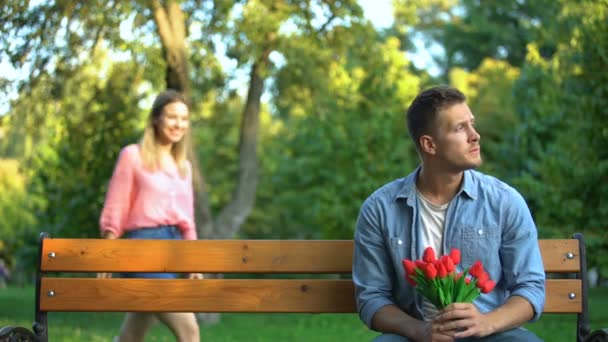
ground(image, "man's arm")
xmin=483 ymin=296 xmax=535 ymax=332
xmin=500 ymin=188 xmax=545 ymax=320
xmin=353 ymin=196 xmax=456 ymax=342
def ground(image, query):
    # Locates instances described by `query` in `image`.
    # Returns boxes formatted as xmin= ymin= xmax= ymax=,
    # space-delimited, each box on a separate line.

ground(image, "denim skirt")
xmin=122 ymin=225 xmax=181 ymax=279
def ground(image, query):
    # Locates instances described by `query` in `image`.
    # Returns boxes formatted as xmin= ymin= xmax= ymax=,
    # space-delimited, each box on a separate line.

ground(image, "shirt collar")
xmin=460 ymin=169 xmax=477 ymax=200
xmin=394 ymin=166 xmax=478 ymax=203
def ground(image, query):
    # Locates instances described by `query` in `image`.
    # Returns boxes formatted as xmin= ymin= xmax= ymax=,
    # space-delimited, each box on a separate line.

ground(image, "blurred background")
xmin=0 ymin=0 xmax=606 ymax=289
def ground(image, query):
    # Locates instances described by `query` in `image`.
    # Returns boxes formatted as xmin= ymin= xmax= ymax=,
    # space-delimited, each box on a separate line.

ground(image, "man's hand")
xmin=415 ymin=320 xmax=457 ymax=342
xmin=435 ymin=303 xmax=494 ymax=339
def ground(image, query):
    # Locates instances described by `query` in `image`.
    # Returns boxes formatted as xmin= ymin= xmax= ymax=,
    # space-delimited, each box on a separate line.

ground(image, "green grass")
xmin=1 ymin=286 xmax=607 ymax=341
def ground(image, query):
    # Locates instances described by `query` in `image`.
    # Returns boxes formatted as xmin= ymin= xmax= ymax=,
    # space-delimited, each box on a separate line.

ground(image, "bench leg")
xmin=574 ymin=233 xmax=592 ymax=342
xmin=33 ymin=232 xmax=50 ymax=342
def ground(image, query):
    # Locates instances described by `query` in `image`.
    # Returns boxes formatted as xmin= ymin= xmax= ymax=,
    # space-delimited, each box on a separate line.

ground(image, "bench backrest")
xmin=37 ymin=237 xmax=585 ymax=314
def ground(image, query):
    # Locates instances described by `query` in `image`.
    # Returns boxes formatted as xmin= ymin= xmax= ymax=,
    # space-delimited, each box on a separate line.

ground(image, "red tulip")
xmin=400 ymin=247 xmax=494 ymax=310
xmin=437 ymin=262 xmax=448 ymax=278
xmin=402 ymin=259 xmax=416 ymax=276
xmin=423 ymin=247 xmax=436 ymax=263
xmin=424 ymin=263 xmax=437 ymax=279
xmin=476 ymin=271 xmax=489 ymax=283
xmin=479 ymin=280 xmax=496 ymax=294
xmin=441 ymin=255 xmax=455 ymax=273
xmin=449 ymin=248 xmax=461 ymax=265
xmin=469 ymin=260 xmax=484 ymax=278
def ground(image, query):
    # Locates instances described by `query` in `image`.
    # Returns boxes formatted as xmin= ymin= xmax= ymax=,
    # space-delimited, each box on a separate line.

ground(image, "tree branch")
xmin=151 ymin=0 xmax=173 ymax=48
xmin=317 ymin=13 xmax=336 ymax=34
xmin=167 ymin=1 xmax=185 ymax=42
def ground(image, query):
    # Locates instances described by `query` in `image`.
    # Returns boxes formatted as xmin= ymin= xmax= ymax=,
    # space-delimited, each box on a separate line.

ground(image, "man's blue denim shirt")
xmin=352 ymin=167 xmax=545 ymax=329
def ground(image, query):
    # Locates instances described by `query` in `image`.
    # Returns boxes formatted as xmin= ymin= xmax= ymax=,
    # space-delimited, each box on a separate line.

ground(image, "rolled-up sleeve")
xmin=500 ymin=188 xmax=546 ymax=321
xmin=353 ymin=196 xmax=396 ymax=329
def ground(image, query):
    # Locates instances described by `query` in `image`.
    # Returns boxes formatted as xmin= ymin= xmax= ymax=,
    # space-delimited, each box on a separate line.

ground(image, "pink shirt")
xmin=99 ymin=144 xmax=197 ymax=240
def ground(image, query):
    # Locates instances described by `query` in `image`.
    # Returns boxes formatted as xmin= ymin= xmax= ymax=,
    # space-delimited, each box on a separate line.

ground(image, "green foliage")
xmin=441 ymin=0 xmax=560 ymax=69
xmin=394 ymin=0 xmax=561 ymax=74
xmin=192 ymin=93 xmax=244 ymax=213
xmin=246 ymin=31 xmax=421 ymax=239
xmin=0 ymin=160 xmax=36 ymax=237
xmin=0 ymin=0 xmax=138 ymax=94
xmin=0 ymin=159 xmax=39 ymax=275
xmin=506 ymin=0 xmax=608 ymax=269
xmin=15 ymin=55 xmax=145 ymax=243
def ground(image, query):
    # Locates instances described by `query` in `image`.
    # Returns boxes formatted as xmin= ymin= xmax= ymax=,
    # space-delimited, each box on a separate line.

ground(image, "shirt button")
xmin=478 ymin=229 xmax=483 ymax=235
xmin=398 ymin=240 xmax=403 ymax=245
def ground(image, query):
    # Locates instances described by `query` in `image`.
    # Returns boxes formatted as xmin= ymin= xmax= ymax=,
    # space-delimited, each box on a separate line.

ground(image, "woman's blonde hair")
xmin=140 ymin=89 xmax=191 ymax=178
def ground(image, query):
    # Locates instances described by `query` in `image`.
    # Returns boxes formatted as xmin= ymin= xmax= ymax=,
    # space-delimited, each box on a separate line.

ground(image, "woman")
xmin=98 ymin=89 xmax=202 ymax=342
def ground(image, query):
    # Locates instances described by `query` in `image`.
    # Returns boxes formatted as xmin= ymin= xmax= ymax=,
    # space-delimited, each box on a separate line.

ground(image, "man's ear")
xmin=420 ymin=135 xmax=436 ymax=155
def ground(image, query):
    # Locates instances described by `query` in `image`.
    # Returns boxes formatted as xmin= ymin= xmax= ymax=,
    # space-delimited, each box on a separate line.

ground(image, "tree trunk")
xmin=213 ymin=53 xmax=269 ymax=239
xmin=194 ymin=53 xmax=269 ymax=326
xmin=151 ymin=0 xmax=190 ymax=97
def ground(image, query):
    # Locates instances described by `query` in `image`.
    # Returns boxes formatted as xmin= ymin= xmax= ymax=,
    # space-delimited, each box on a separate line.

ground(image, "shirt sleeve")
xmin=500 ymin=188 xmax=546 ymax=322
xmin=180 ymin=160 xmax=197 ymax=240
xmin=99 ymin=146 xmax=136 ymax=238
xmin=352 ymin=196 xmax=395 ymax=329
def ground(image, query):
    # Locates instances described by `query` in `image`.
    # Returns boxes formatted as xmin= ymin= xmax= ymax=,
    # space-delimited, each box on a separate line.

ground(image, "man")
xmin=353 ymin=85 xmax=545 ymax=341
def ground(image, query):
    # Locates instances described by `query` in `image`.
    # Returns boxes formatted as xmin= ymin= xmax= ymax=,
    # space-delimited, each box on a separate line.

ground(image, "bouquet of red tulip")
xmin=402 ymin=247 xmax=496 ymax=310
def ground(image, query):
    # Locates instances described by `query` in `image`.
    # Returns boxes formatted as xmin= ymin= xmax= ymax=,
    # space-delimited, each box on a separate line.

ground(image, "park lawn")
xmin=1 ymin=286 xmax=607 ymax=341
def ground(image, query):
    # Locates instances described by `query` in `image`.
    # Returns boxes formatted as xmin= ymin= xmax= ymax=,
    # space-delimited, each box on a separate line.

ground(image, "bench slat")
xmin=538 ymin=239 xmax=581 ymax=273
xmin=41 ymin=239 xmax=354 ymax=273
xmin=40 ymin=278 xmax=356 ymax=313
xmin=544 ymin=279 xmax=582 ymax=313
xmin=41 ymin=239 xmax=580 ymax=273
xmin=39 ymin=278 xmax=580 ymax=314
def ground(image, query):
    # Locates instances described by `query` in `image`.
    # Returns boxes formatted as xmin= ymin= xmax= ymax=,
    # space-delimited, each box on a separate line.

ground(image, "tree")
xmin=507 ymin=0 xmax=608 ymax=269
xmin=246 ymin=24 xmax=422 ymax=239
xmin=0 ymin=0 xmax=366 ymax=243
xmin=393 ymin=0 xmax=561 ymax=75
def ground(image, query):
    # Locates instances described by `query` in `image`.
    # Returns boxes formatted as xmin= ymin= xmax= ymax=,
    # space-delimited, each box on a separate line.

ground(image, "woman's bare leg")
xmin=115 ymin=312 xmax=157 ymax=342
xmin=156 ymin=312 xmax=200 ymax=342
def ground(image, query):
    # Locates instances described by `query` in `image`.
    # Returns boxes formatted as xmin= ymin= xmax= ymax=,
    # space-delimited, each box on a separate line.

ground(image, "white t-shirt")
xmin=416 ymin=189 xmax=449 ymax=320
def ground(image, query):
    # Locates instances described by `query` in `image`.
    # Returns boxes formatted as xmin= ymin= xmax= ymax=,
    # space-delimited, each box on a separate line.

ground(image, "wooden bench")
xmin=1 ymin=232 xmax=606 ymax=342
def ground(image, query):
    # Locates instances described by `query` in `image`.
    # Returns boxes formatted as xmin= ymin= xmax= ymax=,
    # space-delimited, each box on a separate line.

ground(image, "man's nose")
xmin=470 ymin=127 xmax=480 ymax=142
